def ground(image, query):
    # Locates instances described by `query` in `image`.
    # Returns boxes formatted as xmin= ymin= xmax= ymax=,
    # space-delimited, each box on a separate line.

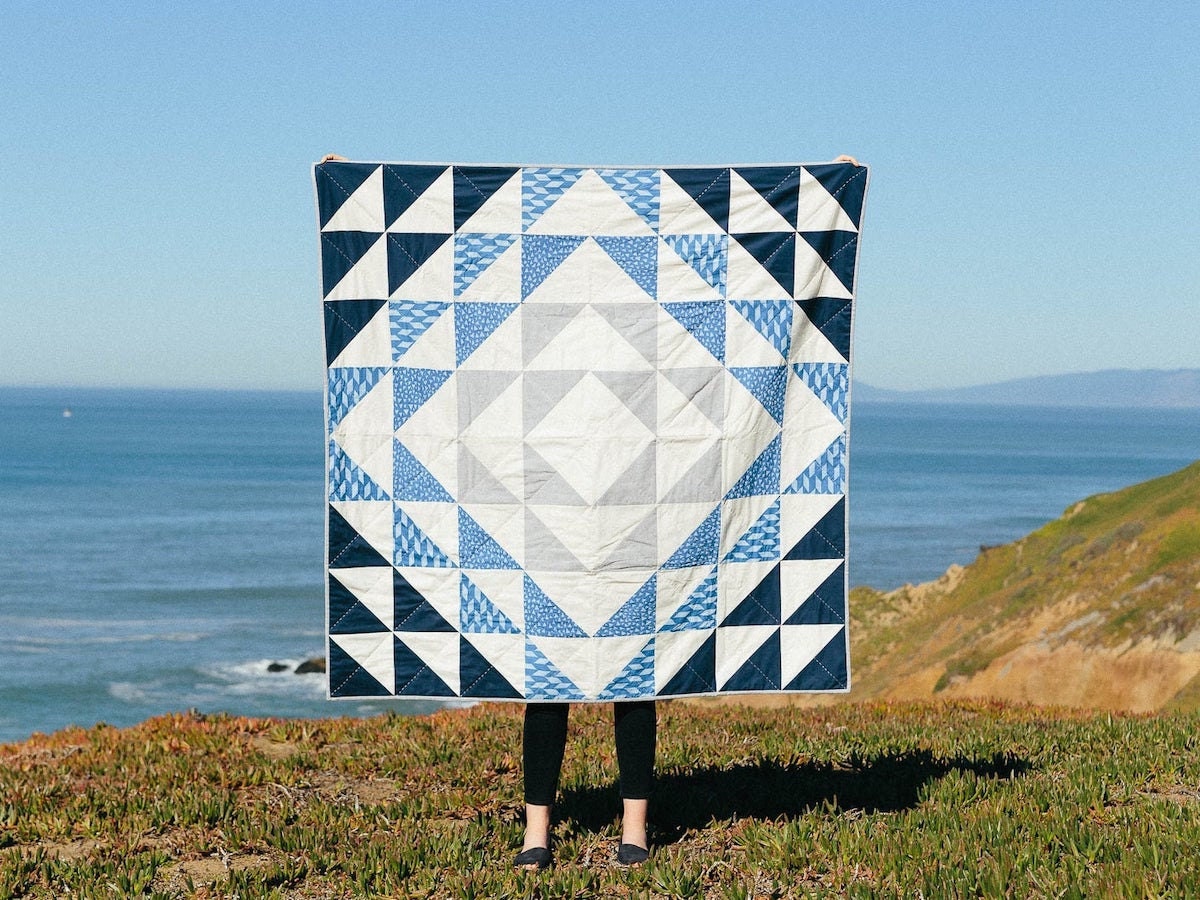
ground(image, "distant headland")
xmin=856 ymin=368 xmax=1200 ymax=408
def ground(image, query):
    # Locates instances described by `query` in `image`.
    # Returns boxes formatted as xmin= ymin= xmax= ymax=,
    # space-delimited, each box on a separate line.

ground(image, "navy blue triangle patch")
xmin=803 ymin=163 xmax=867 ymax=229
xmin=796 ymin=298 xmax=852 ymax=361
xmin=328 ymin=505 xmax=390 ymax=569
xmin=324 ymin=299 xmax=387 ymax=365
xmin=329 ymin=639 xmax=391 ymax=697
xmin=785 ymin=498 xmax=846 ymax=561
xmin=735 ymin=165 xmax=801 ymax=229
xmin=798 ymin=230 xmax=857 ymax=294
xmin=387 ymin=232 xmax=450 ymax=294
xmin=660 ymin=633 xmax=716 ymax=695
xmin=720 ymin=628 xmax=781 ymax=692
xmin=732 ymin=231 xmax=796 ymax=296
xmin=664 ymin=168 xmax=730 ymax=232
xmin=316 ymin=162 xmax=379 ymax=228
xmin=721 ymin=564 xmax=781 ymax=626
xmin=383 ymin=164 xmax=449 ymax=229
xmin=328 ymin=572 xmax=389 ymax=634
xmin=321 ymin=231 xmax=383 ymax=297
xmin=394 ymin=570 xmax=454 ymax=632
xmin=661 ymin=506 xmax=720 ymax=569
xmin=784 ymin=565 xmax=846 ymax=625
xmin=460 ymin=636 xmax=522 ymax=698
xmin=453 ymin=166 xmax=519 ymax=230
xmin=394 ymin=636 xmax=456 ymax=696
xmin=784 ymin=628 xmax=848 ymax=690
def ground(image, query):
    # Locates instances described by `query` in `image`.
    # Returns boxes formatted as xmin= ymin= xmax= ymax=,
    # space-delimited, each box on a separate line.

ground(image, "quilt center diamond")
xmin=524 ymin=372 xmax=654 ymax=506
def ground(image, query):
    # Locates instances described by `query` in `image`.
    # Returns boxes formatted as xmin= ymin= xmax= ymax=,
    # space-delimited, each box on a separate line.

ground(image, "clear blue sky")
xmin=3 ymin=1 xmax=1196 ymax=391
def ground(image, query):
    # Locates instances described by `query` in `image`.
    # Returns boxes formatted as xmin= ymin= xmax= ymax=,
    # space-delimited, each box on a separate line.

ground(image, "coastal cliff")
xmin=846 ymin=460 xmax=1200 ymax=712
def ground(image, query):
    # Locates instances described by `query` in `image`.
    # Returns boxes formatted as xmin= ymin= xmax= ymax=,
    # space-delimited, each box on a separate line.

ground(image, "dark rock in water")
xmin=295 ymin=657 xmax=326 ymax=675
xmin=267 ymin=662 xmax=289 ymax=673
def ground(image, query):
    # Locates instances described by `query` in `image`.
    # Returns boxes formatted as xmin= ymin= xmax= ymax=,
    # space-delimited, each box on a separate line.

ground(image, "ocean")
xmin=2 ymin=387 xmax=1197 ymax=744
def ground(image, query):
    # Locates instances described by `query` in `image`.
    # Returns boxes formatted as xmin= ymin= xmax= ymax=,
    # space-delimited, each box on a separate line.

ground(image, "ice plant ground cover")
xmin=4 ymin=701 xmax=1200 ymax=897
xmin=316 ymin=161 xmax=867 ymax=702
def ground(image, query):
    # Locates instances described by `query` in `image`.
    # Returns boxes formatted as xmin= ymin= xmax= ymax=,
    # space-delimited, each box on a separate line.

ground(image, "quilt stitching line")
xmin=826 ymin=166 xmax=867 ymax=200
xmin=804 ymin=651 xmax=847 ymax=689
xmin=759 ymin=166 xmax=801 ymax=202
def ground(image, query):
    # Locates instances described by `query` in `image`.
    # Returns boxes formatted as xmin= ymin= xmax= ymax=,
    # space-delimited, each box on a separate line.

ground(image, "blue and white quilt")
xmin=315 ymin=161 xmax=867 ymax=701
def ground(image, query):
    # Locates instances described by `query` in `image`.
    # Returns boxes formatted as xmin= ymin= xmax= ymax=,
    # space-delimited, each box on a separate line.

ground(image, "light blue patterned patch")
xmin=662 ymin=506 xmax=720 ymax=569
xmin=329 ymin=440 xmax=389 ymax=501
xmin=598 ymin=637 xmax=655 ymax=699
xmin=524 ymin=639 xmax=585 ymax=700
xmin=662 ymin=234 xmax=727 ymax=297
xmin=453 ymin=234 xmax=518 ymax=296
xmin=393 ymin=440 xmax=453 ymax=502
xmin=394 ymin=505 xmax=454 ymax=568
xmin=784 ymin=433 xmax=846 ymax=494
xmin=724 ymin=497 xmax=781 ymax=562
xmin=726 ymin=434 xmax=782 ymax=499
xmin=454 ymin=302 xmax=518 ymax=366
xmin=522 ymin=168 xmax=584 ymax=232
xmin=595 ymin=577 xmax=656 ymax=636
xmin=731 ymin=299 xmax=793 ymax=359
xmin=731 ymin=366 xmax=788 ymax=425
xmin=794 ymin=362 xmax=849 ymax=423
xmin=594 ymin=236 xmax=658 ymax=298
xmin=521 ymin=234 xmax=585 ymax=299
xmin=661 ymin=301 xmax=725 ymax=363
xmin=596 ymin=168 xmax=660 ymax=232
xmin=393 ymin=367 xmax=452 ymax=429
xmin=328 ymin=366 xmax=389 ymax=430
xmin=523 ymin=575 xmax=587 ymax=637
xmin=460 ymin=574 xmax=520 ymax=634
xmin=459 ymin=509 xmax=522 ymax=570
xmin=660 ymin=568 xmax=718 ymax=632
xmin=389 ymin=302 xmax=449 ymax=360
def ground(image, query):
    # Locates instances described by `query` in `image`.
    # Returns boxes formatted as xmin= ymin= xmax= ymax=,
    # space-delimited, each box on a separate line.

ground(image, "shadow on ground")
xmin=557 ymin=748 xmax=1031 ymax=839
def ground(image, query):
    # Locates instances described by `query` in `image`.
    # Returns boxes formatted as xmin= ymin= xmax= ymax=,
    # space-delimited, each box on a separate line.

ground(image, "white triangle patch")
xmin=526 ymin=169 xmax=655 ymax=236
xmin=330 ymin=302 xmax=392 ymax=369
xmin=464 ymin=633 xmax=526 ymax=694
xmin=397 ymin=304 xmax=457 ymax=369
xmin=728 ymin=169 xmax=794 ymax=233
xmin=390 ymin=237 xmax=453 ymax=300
xmin=387 ymin=166 xmax=454 ymax=233
xmin=796 ymin=168 xmax=857 ymax=233
xmin=656 ymin=239 xmax=722 ymax=301
xmin=330 ymin=633 xmax=394 ymax=693
xmin=779 ymin=559 xmax=845 ymax=623
xmin=659 ymin=172 xmax=724 ymax=235
xmin=457 ymin=238 xmax=522 ymax=303
xmin=322 ymin=165 xmax=384 ymax=233
xmin=524 ymin=237 xmax=651 ymax=304
xmin=724 ymin=304 xmax=786 ymax=367
xmin=397 ymin=631 xmax=460 ymax=694
xmin=780 ymin=623 xmax=845 ymax=686
xmin=330 ymin=565 xmax=395 ymax=631
xmin=793 ymin=239 xmax=853 ymax=301
xmin=525 ymin=305 xmax=654 ymax=371
xmin=726 ymin=237 xmax=787 ymax=298
xmin=458 ymin=170 xmax=522 ymax=233
xmin=716 ymin=624 xmax=777 ymax=687
xmin=330 ymin=499 xmax=394 ymax=564
xmin=325 ymin=235 xmax=387 ymax=302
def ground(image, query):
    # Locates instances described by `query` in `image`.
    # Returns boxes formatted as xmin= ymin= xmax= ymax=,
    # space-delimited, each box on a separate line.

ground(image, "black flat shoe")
xmin=514 ymin=846 xmax=552 ymax=870
xmin=616 ymin=843 xmax=649 ymax=866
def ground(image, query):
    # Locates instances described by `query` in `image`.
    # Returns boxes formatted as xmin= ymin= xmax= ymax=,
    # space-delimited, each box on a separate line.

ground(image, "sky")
xmin=2 ymin=1 xmax=1196 ymax=392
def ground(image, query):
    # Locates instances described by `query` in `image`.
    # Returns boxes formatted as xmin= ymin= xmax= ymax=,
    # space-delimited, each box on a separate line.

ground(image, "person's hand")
xmin=834 ymin=154 xmax=860 ymax=166
xmin=319 ymin=153 xmax=347 ymax=163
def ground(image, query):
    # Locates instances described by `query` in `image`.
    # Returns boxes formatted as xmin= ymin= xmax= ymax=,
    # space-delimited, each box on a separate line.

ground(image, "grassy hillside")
xmin=4 ymin=701 xmax=1200 ymax=898
xmin=849 ymin=460 xmax=1200 ymax=711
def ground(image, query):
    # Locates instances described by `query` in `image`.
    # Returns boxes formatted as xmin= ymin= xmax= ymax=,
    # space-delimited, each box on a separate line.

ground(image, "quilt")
xmin=315 ymin=160 xmax=867 ymax=702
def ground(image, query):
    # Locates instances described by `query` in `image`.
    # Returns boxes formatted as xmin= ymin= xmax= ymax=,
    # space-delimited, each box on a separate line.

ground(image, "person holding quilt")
xmin=515 ymin=700 xmax=655 ymax=869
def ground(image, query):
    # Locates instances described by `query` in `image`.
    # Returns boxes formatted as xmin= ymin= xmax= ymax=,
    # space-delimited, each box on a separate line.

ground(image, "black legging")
xmin=523 ymin=701 xmax=656 ymax=806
